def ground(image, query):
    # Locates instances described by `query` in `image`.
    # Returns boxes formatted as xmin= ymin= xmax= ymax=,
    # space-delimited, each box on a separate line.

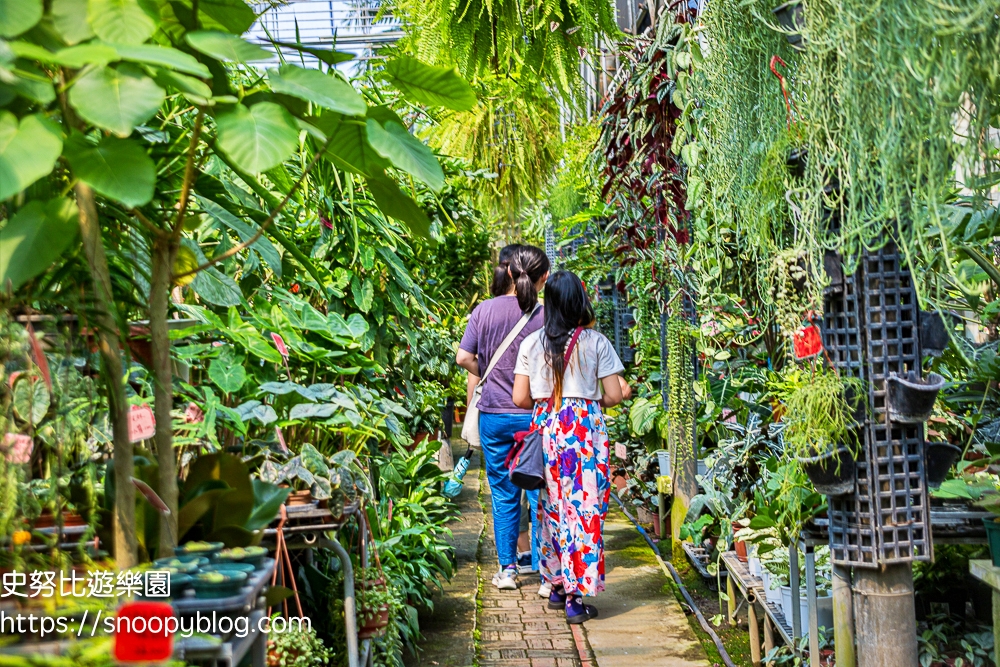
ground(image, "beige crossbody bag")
xmin=460 ymin=304 xmax=541 ymax=447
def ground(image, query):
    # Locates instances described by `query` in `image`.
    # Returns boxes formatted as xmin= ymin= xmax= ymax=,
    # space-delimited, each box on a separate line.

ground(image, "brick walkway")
xmin=477 ymin=479 xmax=596 ymax=667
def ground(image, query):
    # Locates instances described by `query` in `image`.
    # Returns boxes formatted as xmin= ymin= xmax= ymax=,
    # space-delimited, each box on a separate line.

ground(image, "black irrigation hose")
xmin=612 ymin=494 xmax=738 ymax=667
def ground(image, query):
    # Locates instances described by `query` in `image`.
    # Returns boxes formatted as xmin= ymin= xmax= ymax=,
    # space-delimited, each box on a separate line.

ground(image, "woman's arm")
xmin=599 ymin=375 xmax=626 ymax=408
xmin=512 ymin=374 xmax=534 ymax=409
xmin=466 ymin=373 xmax=479 ymax=407
xmin=456 ymin=348 xmax=479 ymax=376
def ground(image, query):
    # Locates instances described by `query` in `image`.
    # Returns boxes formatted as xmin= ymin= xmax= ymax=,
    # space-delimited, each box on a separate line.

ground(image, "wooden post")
xmin=805 ymin=546 xmax=819 ymax=667
xmin=727 ymin=572 xmax=737 ymax=626
xmin=853 ymin=564 xmax=918 ymax=666
xmin=748 ymin=601 xmax=762 ymax=666
xmin=833 ymin=564 xmax=856 ymax=667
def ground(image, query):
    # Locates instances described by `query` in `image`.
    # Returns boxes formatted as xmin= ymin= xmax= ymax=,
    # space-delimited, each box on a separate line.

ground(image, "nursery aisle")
xmin=413 ymin=437 xmax=711 ymax=667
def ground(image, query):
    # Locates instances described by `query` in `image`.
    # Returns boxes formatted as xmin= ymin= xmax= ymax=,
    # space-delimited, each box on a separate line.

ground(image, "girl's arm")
xmin=618 ymin=376 xmax=632 ymax=401
xmin=512 ymin=374 xmax=534 ymax=409
xmin=456 ymin=348 xmax=480 ymax=376
xmin=599 ymin=374 xmax=626 ymax=408
xmin=466 ymin=373 xmax=479 ymax=407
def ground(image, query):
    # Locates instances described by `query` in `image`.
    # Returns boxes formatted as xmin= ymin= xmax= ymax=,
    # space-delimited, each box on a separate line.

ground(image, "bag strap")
xmin=540 ymin=326 xmax=585 ymax=426
xmin=477 ymin=303 xmax=541 ymax=387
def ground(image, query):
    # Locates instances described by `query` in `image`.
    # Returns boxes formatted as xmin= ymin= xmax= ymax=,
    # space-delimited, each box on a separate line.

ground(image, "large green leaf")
xmin=88 ymin=0 xmax=159 ymax=45
xmin=110 ymin=43 xmax=211 ymax=78
xmin=194 ymin=194 xmax=281 ymax=277
xmin=208 ymin=356 xmax=246 ymax=394
xmin=0 ymin=198 xmax=79 ymax=290
xmin=206 ymin=524 xmax=256 ymax=547
xmin=269 ymin=41 xmax=354 ymax=66
xmin=8 ymin=42 xmax=118 ymax=68
xmin=186 ymin=30 xmax=271 ymax=62
xmin=309 ymin=113 xmax=387 ymax=177
xmin=181 ymin=238 xmax=242 ymax=306
xmin=366 ymin=118 xmax=444 ymax=192
xmin=0 ymin=0 xmax=42 ymax=38
xmin=215 ymin=102 xmax=298 ymax=174
xmin=169 ymin=0 xmax=256 ymax=34
xmin=0 ymin=64 xmax=55 ymax=105
xmin=382 ymin=57 xmax=477 ymax=111
xmin=69 ymin=64 xmax=165 ymax=137
xmin=52 ymin=0 xmax=95 ymax=44
xmin=267 ymin=65 xmax=365 ymax=116
xmin=152 ymin=69 xmax=213 ymax=103
xmin=0 ymin=112 xmax=63 ymax=201
xmin=64 ymin=134 xmax=155 ymax=207
xmin=12 ymin=376 xmax=49 ymax=425
xmin=366 ymin=174 xmax=431 ymax=239
xmin=177 ymin=488 xmax=226 ymax=540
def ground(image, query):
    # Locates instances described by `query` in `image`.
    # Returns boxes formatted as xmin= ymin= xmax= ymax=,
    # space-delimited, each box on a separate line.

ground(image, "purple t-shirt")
xmin=459 ymin=296 xmax=544 ymax=414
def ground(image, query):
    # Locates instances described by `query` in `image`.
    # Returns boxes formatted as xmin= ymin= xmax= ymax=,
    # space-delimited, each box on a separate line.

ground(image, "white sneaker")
xmin=538 ymin=582 xmax=552 ymax=598
xmin=492 ymin=567 xmax=518 ymax=590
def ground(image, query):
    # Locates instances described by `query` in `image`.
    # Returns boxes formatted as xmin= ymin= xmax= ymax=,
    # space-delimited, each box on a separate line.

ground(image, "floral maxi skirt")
xmin=532 ymin=397 xmax=611 ymax=596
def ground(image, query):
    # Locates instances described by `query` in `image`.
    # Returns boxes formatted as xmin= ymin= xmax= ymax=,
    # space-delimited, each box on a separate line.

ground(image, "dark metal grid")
xmin=861 ymin=245 xmax=931 ymax=564
xmin=823 ymin=265 xmax=878 ymax=566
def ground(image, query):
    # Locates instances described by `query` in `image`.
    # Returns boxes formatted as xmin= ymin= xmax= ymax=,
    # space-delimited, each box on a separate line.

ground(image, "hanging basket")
xmin=358 ymin=605 xmax=390 ymax=639
xmin=797 ymin=447 xmax=855 ymax=496
xmin=772 ymin=1 xmax=805 ymax=50
xmin=924 ymin=442 xmax=962 ymax=490
xmin=886 ymin=371 xmax=944 ymax=424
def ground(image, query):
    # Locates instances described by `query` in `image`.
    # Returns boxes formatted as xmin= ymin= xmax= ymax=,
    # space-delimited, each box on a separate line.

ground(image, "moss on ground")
xmin=662 ymin=549 xmax=754 ymax=667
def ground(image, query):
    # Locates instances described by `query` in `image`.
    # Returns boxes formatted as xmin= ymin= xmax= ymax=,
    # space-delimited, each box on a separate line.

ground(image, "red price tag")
xmin=128 ymin=404 xmax=156 ymax=443
xmin=793 ymin=324 xmax=823 ymax=360
xmin=271 ymin=333 xmax=289 ymax=361
xmin=614 ymin=443 xmax=628 ymax=460
xmin=2 ymin=434 xmax=32 ymax=464
xmin=113 ymin=601 xmax=175 ymax=663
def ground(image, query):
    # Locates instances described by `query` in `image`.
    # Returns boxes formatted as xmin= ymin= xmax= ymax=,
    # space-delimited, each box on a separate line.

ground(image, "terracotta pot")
xmin=412 ymin=432 xmax=429 ymax=447
xmin=455 ymin=407 xmax=467 ymax=422
xmin=35 ymin=511 xmax=85 ymax=529
xmin=612 ymin=472 xmax=628 ymax=493
xmin=286 ymin=490 xmax=313 ymax=506
xmin=360 ymin=577 xmax=386 ymax=591
xmin=733 ymin=520 xmax=749 ymax=562
xmin=358 ymin=606 xmax=389 ymax=639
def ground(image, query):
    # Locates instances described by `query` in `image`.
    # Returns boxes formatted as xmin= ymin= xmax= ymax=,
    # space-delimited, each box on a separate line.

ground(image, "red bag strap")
xmin=564 ymin=326 xmax=584 ymax=363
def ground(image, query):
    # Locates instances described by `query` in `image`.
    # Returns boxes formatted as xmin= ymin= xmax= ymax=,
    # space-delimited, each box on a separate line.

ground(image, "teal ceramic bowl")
xmin=214 ymin=546 xmax=269 ymax=568
xmin=174 ymin=541 xmax=225 ymax=559
xmin=153 ymin=556 xmax=208 ymax=573
xmin=191 ymin=571 xmax=248 ymax=599
xmin=201 ymin=562 xmax=256 ymax=576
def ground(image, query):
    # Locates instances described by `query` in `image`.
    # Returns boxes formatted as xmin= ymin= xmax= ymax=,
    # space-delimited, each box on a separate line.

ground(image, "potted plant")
xmin=407 ymin=381 xmax=447 ymax=445
xmin=783 ymin=369 xmax=864 ymax=496
xmin=356 ymin=571 xmax=394 ymax=639
xmin=925 ymin=442 xmax=962 ymax=490
xmin=887 ymin=371 xmax=945 ymax=424
xmin=259 ymin=444 xmax=348 ymax=511
xmin=267 ymin=613 xmax=332 ymax=667
xmin=772 ymin=1 xmax=805 ymax=50
xmin=191 ymin=570 xmax=248 ymax=599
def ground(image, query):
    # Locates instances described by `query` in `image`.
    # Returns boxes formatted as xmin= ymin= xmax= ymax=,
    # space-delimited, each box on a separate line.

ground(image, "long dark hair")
xmin=509 ymin=245 xmax=550 ymax=314
xmin=542 ymin=270 xmax=595 ymax=405
xmin=490 ymin=244 xmax=521 ymax=297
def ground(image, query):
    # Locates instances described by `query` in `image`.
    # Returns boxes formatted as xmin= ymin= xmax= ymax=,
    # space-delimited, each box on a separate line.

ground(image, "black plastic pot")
xmin=823 ymin=250 xmax=844 ymax=291
xmin=772 ymin=1 xmax=805 ymax=50
xmin=924 ymin=442 xmax=961 ymax=489
xmin=442 ymin=397 xmax=455 ymax=439
xmin=797 ymin=447 xmax=855 ymax=496
xmin=787 ymin=147 xmax=808 ymax=179
xmin=919 ymin=311 xmax=950 ymax=357
xmin=886 ymin=371 xmax=945 ymax=424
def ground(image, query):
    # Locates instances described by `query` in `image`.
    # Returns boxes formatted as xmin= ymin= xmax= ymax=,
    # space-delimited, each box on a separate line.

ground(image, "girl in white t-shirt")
xmin=512 ymin=270 xmax=630 ymax=624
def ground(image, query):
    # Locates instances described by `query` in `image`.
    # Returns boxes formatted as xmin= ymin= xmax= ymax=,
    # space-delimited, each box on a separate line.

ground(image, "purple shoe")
xmin=565 ymin=596 xmax=598 ymax=624
xmin=547 ymin=585 xmax=566 ymax=610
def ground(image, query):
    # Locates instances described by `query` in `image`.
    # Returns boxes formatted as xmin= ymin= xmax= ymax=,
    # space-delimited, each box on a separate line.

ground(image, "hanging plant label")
xmin=2 ymin=434 xmax=33 ymax=464
xmin=614 ymin=443 xmax=628 ymax=459
xmin=183 ymin=402 xmax=204 ymax=424
xmin=275 ymin=426 xmax=288 ymax=453
xmin=128 ymin=404 xmax=156 ymax=443
xmin=271 ymin=333 xmax=289 ymax=361
xmin=113 ymin=601 xmax=175 ymax=662
xmin=793 ymin=324 xmax=823 ymax=359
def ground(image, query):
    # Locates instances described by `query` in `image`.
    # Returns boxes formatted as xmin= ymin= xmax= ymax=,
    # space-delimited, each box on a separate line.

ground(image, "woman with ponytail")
xmin=512 ymin=270 xmax=631 ymax=624
xmin=490 ymin=243 xmax=521 ymax=297
xmin=456 ymin=245 xmax=550 ymax=591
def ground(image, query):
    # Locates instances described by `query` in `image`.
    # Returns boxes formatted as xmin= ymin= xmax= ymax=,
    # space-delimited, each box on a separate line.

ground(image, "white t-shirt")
xmin=514 ymin=328 xmax=625 ymax=401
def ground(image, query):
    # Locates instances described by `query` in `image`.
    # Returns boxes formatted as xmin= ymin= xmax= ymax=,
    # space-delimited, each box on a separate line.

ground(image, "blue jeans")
xmin=480 ymin=412 xmax=541 ymax=569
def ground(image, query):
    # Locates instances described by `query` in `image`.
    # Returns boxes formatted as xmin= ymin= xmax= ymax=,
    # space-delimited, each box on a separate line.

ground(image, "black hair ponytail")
xmin=541 ymin=270 xmax=595 ymax=405
xmin=509 ymin=245 xmax=550 ymax=314
xmin=490 ymin=244 xmax=521 ymax=297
